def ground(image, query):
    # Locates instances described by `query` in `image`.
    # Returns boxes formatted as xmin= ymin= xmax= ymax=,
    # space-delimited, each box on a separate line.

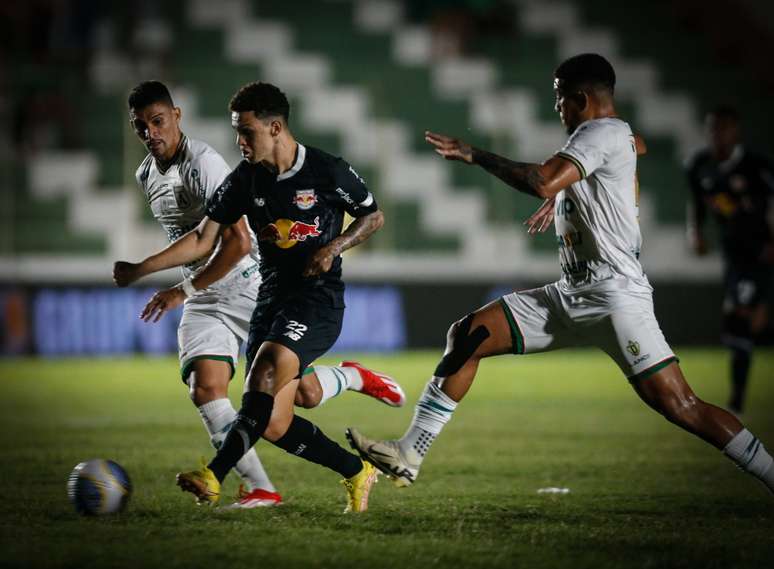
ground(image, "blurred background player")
xmin=685 ymin=106 xmax=774 ymax=415
xmin=347 ymin=54 xmax=774 ymax=497
xmin=113 ymin=81 xmax=404 ymax=509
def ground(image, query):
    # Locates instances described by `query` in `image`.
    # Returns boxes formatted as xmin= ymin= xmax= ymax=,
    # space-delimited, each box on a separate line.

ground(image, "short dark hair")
xmin=554 ymin=53 xmax=616 ymax=95
xmin=706 ymin=105 xmax=739 ymax=123
xmin=229 ymin=82 xmax=290 ymax=123
xmin=128 ymin=80 xmax=174 ymax=110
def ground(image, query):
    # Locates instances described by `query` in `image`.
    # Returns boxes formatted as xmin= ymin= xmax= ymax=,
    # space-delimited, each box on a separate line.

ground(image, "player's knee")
xmin=446 ymin=319 xmax=470 ymax=353
xmin=295 ymin=379 xmax=322 ymax=409
xmin=434 ymin=314 xmax=491 ymax=378
xmin=187 ymin=374 xmax=227 ymax=406
xmin=447 ymin=318 xmax=463 ymax=341
xmin=246 ymin=355 xmax=277 ymax=393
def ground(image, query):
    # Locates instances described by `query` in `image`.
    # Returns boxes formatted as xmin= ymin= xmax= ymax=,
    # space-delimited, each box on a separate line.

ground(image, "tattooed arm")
xmin=471 ymin=148 xmax=547 ymax=197
xmin=303 ymin=210 xmax=385 ymax=276
xmin=425 ymin=130 xmax=580 ymax=199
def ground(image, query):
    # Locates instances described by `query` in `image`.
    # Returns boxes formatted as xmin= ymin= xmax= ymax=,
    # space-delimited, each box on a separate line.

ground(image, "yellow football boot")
xmin=176 ymin=458 xmax=220 ymax=505
xmin=341 ymin=459 xmax=378 ymax=513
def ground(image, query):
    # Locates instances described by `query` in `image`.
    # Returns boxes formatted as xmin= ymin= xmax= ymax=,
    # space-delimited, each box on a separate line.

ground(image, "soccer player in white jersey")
xmin=347 ymin=54 xmax=774 ymax=496
xmin=112 ymin=81 xmax=405 ymax=508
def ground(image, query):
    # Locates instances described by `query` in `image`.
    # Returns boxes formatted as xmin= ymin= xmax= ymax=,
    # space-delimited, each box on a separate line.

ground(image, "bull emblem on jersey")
xmin=259 ymin=217 xmax=322 ymax=249
xmin=293 ymin=189 xmax=317 ymax=210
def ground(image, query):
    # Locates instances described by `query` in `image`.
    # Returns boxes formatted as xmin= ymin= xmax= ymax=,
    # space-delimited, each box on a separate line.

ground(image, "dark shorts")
xmin=723 ymin=263 xmax=772 ymax=311
xmin=245 ymin=287 xmax=344 ymax=378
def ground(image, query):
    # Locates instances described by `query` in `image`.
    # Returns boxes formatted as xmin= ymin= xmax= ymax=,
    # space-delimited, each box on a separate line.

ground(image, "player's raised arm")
xmin=113 ymin=216 xmax=224 ymax=287
xmin=137 ymin=218 xmax=251 ymax=322
xmin=425 ymin=130 xmax=580 ymax=199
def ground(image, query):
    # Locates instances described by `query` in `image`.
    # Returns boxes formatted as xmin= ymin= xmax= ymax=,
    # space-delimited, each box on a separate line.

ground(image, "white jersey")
xmin=554 ymin=117 xmax=649 ymax=293
xmin=136 ymin=135 xmax=260 ymax=292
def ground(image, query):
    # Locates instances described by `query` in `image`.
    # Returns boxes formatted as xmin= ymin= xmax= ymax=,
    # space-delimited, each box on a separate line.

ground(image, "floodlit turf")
xmin=1 ymin=349 xmax=773 ymax=569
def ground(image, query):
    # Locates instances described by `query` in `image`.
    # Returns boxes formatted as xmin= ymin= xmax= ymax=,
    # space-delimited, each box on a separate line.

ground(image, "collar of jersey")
xmin=276 ymin=143 xmax=306 ymax=182
xmin=717 ymin=144 xmax=744 ymax=173
xmin=155 ymin=134 xmax=188 ymax=175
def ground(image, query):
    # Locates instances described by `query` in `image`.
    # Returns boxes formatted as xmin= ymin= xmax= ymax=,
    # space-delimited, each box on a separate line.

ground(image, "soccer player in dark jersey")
xmin=131 ymin=81 xmax=384 ymax=512
xmin=686 ymin=106 xmax=774 ymax=414
xmin=112 ymin=81 xmax=404 ymax=509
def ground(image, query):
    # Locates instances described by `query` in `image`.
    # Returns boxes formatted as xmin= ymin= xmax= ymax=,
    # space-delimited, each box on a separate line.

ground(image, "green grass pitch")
xmin=1 ymin=349 xmax=773 ymax=569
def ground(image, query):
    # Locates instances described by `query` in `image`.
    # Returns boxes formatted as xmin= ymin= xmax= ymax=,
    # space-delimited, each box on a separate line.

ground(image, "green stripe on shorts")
xmin=627 ymin=356 xmax=678 ymax=383
xmin=180 ymin=355 xmax=236 ymax=382
xmin=498 ymin=298 xmax=525 ymax=355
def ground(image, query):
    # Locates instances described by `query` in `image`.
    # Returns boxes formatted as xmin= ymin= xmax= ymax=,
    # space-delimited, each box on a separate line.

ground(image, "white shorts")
xmin=178 ymin=278 xmax=259 ymax=382
xmin=499 ymin=279 xmax=676 ymax=381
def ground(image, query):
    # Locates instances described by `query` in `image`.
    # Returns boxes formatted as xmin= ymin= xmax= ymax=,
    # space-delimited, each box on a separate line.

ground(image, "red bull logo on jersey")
xmin=259 ymin=216 xmax=322 ymax=249
xmin=293 ymin=189 xmax=318 ymax=210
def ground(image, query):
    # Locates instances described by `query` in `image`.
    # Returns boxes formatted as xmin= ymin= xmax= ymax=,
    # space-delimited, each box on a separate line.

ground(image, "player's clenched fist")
xmin=303 ymin=245 xmax=336 ymax=277
xmin=113 ymin=261 xmax=142 ymax=287
xmin=425 ymin=130 xmax=474 ymax=164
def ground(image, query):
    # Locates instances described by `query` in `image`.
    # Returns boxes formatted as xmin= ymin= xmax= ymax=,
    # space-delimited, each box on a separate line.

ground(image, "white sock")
xmin=198 ymin=398 xmax=276 ymax=492
xmin=723 ymin=428 xmax=774 ymax=494
xmin=398 ymin=380 xmax=458 ymax=465
xmin=311 ymin=365 xmax=362 ymax=406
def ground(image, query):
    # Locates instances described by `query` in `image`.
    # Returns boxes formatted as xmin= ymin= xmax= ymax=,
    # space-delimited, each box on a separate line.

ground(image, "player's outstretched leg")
xmin=273 ymin=417 xmax=377 ymax=513
xmin=298 ymin=362 xmax=406 ymax=408
xmin=187 ymin=359 xmax=281 ymax=508
xmin=263 ymin=379 xmax=379 ymax=513
xmin=178 ymin=342 xmax=379 ymax=512
xmin=632 ymin=362 xmax=774 ymax=494
xmin=348 ymin=300 xmax=513 ymax=486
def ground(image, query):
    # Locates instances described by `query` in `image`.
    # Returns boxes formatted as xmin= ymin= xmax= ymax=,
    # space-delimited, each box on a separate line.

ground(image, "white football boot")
xmin=346 ymin=428 xmax=419 ymax=487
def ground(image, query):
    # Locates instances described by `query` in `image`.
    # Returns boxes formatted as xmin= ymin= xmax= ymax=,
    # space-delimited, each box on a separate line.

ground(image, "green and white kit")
xmin=136 ymin=136 xmax=261 ymax=380
xmin=500 ymin=117 xmax=675 ymax=380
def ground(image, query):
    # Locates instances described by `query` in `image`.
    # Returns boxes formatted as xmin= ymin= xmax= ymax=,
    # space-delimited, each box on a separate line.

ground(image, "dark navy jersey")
xmin=206 ymin=143 xmax=378 ymax=303
xmin=686 ymin=146 xmax=774 ymax=265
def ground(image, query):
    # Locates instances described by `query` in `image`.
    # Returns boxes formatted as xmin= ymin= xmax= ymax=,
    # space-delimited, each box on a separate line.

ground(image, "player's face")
xmin=553 ymin=83 xmax=583 ymax=134
xmin=232 ymin=111 xmax=278 ymax=164
xmin=129 ymin=102 xmax=182 ymax=161
xmin=705 ymin=114 xmax=740 ymax=157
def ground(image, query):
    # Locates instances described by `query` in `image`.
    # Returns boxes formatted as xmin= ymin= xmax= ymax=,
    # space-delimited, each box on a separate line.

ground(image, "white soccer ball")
xmin=67 ymin=459 xmax=132 ymax=515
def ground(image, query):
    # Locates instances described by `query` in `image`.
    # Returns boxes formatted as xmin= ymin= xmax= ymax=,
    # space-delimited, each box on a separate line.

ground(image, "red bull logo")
xmin=259 ymin=216 xmax=322 ymax=249
xmin=293 ymin=189 xmax=317 ymax=210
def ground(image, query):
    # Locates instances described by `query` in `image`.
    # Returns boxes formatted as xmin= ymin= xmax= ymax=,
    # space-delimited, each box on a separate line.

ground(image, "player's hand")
xmin=140 ymin=286 xmax=186 ymax=323
xmin=113 ymin=261 xmax=142 ymax=287
xmin=525 ymin=198 xmax=556 ymax=234
xmin=425 ymin=131 xmax=474 ymax=164
xmin=633 ymin=134 xmax=647 ymax=156
xmin=303 ymin=245 xmax=336 ymax=277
